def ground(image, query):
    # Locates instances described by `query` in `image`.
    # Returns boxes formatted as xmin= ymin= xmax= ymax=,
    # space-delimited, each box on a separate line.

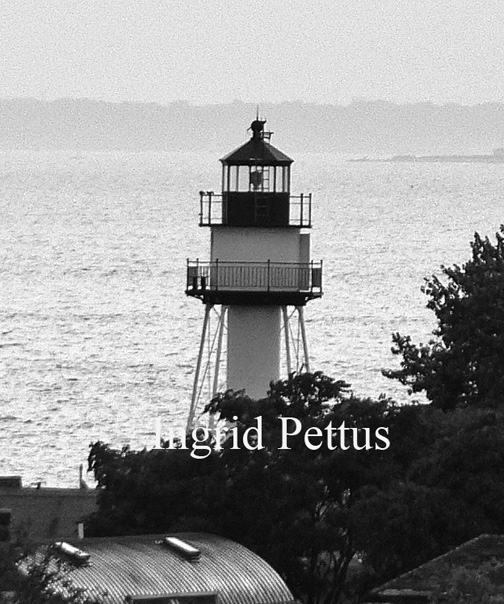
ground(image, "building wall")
xmin=211 ymin=228 xmax=308 ymax=264
xmin=299 ymin=233 xmax=310 ymax=264
xmin=0 ymin=487 xmax=97 ymax=541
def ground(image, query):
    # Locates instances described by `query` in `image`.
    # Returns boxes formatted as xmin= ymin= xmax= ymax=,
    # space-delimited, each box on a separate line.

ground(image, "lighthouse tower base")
xmin=227 ymin=306 xmax=281 ymax=399
xmin=186 ymin=304 xmax=311 ymax=430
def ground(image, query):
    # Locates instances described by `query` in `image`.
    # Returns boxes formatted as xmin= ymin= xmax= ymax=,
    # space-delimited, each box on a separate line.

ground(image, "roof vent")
xmin=53 ymin=541 xmax=90 ymax=566
xmin=161 ymin=536 xmax=201 ymax=561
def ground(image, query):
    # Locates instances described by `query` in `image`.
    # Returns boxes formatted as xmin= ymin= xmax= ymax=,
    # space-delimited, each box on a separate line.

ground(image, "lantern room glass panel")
xmin=238 ymin=166 xmax=249 ymax=191
xmin=223 ymin=165 xmax=229 ymax=192
xmin=249 ymin=167 xmax=262 ymax=191
xmin=262 ymin=167 xmax=271 ymax=191
xmin=275 ymin=167 xmax=282 ymax=192
xmin=223 ymin=164 xmax=288 ymax=193
xmin=272 ymin=166 xmax=289 ymax=193
xmin=223 ymin=165 xmax=239 ymax=192
xmin=283 ymin=166 xmax=290 ymax=193
xmin=230 ymin=166 xmax=239 ymax=191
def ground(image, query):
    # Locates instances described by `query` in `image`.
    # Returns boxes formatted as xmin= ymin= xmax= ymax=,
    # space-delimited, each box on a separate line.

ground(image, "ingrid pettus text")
xmin=154 ymin=416 xmax=391 ymax=460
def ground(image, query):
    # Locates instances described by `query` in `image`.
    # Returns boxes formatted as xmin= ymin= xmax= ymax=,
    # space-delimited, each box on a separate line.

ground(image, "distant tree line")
xmin=1 ymin=98 xmax=504 ymax=153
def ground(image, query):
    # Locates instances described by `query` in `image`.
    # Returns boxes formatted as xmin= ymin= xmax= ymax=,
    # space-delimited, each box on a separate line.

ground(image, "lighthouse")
xmin=186 ymin=118 xmax=322 ymax=428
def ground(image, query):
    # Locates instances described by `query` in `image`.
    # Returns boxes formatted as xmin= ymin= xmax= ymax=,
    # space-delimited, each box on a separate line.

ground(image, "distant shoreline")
xmin=350 ymin=149 xmax=504 ymax=164
xmin=2 ymin=98 xmax=504 ymax=153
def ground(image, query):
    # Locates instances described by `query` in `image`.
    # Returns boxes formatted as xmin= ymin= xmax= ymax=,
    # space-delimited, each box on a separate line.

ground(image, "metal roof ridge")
xmin=65 ymin=530 xmax=224 ymax=544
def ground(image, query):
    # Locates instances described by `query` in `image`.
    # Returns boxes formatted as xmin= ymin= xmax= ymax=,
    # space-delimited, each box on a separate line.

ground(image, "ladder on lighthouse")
xmin=254 ymin=167 xmax=270 ymax=222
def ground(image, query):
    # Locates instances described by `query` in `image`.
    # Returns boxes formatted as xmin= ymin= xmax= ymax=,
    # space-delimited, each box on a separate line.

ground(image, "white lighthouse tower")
xmin=186 ymin=118 xmax=322 ymax=428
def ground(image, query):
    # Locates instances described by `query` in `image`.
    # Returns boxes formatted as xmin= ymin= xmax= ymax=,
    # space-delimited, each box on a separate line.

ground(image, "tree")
xmin=87 ymin=372 xmax=401 ymax=604
xmin=407 ymin=407 xmax=504 ymax=534
xmin=351 ymin=477 xmax=483 ymax=584
xmin=1 ymin=541 xmax=100 ymax=604
xmin=351 ymin=405 xmax=504 ymax=582
xmin=85 ymin=372 xmax=504 ymax=603
xmin=384 ymin=226 xmax=504 ymax=410
xmin=86 ymin=440 xmax=226 ymax=536
xmin=205 ymin=374 xmax=401 ymax=604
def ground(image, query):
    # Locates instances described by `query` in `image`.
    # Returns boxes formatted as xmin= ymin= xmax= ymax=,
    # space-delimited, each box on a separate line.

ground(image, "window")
xmin=274 ymin=166 xmax=289 ymax=192
xmin=223 ymin=165 xmax=276 ymax=192
xmin=236 ymin=166 xmax=247 ymax=191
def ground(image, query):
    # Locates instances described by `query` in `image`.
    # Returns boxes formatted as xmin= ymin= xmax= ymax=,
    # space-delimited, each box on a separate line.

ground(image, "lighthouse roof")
xmin=221 ymin=122 xmax=293 ymax=166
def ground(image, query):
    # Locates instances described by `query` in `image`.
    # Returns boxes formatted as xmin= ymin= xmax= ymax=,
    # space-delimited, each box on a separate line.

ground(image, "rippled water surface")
xmin=1 ymin=151 xmax=503 ymax=485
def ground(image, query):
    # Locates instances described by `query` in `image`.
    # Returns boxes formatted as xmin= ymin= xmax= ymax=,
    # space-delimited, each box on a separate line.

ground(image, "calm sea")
xmin=1 ymin=150 xmax=503 ymax=486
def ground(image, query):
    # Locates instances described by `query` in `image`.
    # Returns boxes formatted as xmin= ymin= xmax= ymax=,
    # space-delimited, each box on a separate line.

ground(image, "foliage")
xmin=86 ymin=372 xmax=504 ymax=604
xmin=88 ymin=372 xmax=401 ymax=604
xmin=0 ymin=542 xmax=100 ymax=604
xmin=204 ymin=374 xmax=400 ymax=604
xmin=352 ymin=405 xmax=504 ymax=581
xmin=351 ymin=482 xmax=473 ymax=581
xmin=384 ymin=226 xmax=504 ymax=410
xmin=87 ymin=439 xmax=226 ymax=536
xmin=432 ymin=560 xmax=504 ymax=604
xmin=408 ymin=408 xmax=504 ymax=532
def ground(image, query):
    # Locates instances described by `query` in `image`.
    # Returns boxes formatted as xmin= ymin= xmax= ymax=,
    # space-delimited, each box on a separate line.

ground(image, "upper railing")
xmin=199 ymin=192 xmax=312 ymax=227
xmin=186 ymin=260 xmax=322 ymax=298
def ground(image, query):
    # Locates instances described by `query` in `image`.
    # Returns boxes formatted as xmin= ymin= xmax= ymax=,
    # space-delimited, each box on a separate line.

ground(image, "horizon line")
xmin=1 ymin=96 xmax=504 ymax=109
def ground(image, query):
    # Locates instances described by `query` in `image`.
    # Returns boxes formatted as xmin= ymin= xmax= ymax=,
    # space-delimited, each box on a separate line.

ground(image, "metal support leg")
xmin=187 ymin=303 xmax=212 ymax=431
xmin=282 ymin=306 xmax=292 ymax=376
xmin=209 ymin=306 xmax=227 ymax=430
xmin=297 ymin=306 xmax=310 ymax=372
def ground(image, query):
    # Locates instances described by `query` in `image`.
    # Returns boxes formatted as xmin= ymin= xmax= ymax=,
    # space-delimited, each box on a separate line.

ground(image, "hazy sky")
xmin=2 ymin=0 xmax=504 ymax=105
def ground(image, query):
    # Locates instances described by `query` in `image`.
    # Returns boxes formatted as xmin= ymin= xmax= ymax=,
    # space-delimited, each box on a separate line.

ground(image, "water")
xmin=1 ymin=151 xmax=503 ymax=486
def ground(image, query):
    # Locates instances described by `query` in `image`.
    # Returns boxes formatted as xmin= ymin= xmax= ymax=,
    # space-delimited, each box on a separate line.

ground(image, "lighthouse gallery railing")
xmin=186 ymin=260 xmax=323 ymax=295
xmin=199 ymin=192 xmax=312 ymax=227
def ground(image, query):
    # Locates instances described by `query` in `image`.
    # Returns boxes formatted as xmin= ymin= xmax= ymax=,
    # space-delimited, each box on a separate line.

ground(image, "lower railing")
xmin=186 ymin=260 xmax=323 ymax=295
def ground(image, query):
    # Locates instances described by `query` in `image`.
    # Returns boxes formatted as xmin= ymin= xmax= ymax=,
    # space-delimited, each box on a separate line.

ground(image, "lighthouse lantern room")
xmin=186 ymin=119 xmax=322 ymax=428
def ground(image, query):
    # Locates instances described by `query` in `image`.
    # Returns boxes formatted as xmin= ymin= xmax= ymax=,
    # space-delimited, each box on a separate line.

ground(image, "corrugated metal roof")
xmin=29 ymin=533 xmax=296 ymax=604
xmin=220 ymin=138 xmax=293 ymax=166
